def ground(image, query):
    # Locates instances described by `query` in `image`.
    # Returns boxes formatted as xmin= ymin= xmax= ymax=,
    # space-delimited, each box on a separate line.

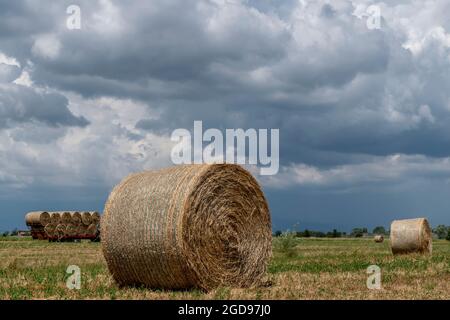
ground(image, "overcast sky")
xmin=1 ymin=0 xmax=450 ymax=232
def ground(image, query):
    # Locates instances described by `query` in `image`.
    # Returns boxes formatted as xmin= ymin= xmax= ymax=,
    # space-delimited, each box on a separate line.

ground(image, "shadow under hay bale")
xmin=102 ymin=164 xmax=272 ymax=291
xmin=390 ymin=218 xmax=432 ymax=255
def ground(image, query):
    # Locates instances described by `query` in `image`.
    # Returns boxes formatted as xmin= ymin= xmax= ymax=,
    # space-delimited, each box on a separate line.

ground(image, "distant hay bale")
xmin=90 ymin=211 xmax=101 ymax=225
xmin=374 ymin=235 xmax=384 ymax=243
xmin=25 ymin=211 xmax=51 ymax=227
xmin=50 ymin=212 xmax=61 ymax=224
xmin=44 ymin=223 xmax=57 ymax=238
xmin=55 ymin=224 xmax=66 ymax=239
xmin=390 ymin=218 xmax=432 ymax=255
xmin=70 ymin=212 xmax=82 ymax=225
xmin=81 ymin=212 xmax=92 ymax=226
xmin=61 ymin=212 xmax=72 ymax=224
xmin=102 ymin=164 xmax=272 ymax=290
xmin=65 ymin=224 xmax=78 ymax=237
xmin=86 ymin=223 xmax=98 ymax=236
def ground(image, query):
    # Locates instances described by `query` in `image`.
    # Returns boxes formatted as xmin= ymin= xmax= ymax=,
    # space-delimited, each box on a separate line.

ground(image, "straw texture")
xmin=91 ymin=211 xmax=101 ymax=225
xmin=25 ymin=211 xmax=51 ymax=226
xmin=50 ymin=212 xmax=61 ymax=224
xmin=70 ymin=212 xmax=82 ymax=225
xmin=61 ymin=212 xmax=72 ymax=224
xmin=81 ymin=212 xmax=92 ymax=226
xmin=102 ymin=164 xmax=272 ymax=290
xmin=374 ymin=235 xmax=384 ymax=243
xmin=390 ymin=218 xmax=432 ymax=255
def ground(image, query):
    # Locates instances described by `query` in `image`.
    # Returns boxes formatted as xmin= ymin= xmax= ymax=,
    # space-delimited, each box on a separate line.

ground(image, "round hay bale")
xmin=70 ymin=212 xmax=82 ymax=225
xmin=44 ymin=223 xmax=57 ymax=238
xmin=61 ymin=212 xmax=72 ymax=224
xmin=50 ymin=212 xmax=61 ymax=225
xmin=78 ymin=224 xmax=88 ymax=236
xmin=390 ymin=218 xmax=432 ymax=255
xmin=65 ymin=224 xmax=78 ymax=237
xmin=25 ymin=211 xmax=51 ymax=227
xmin=374 ymin=235 xmax=384 ymax=243
xmin=102 ymin=164 xmax=272 ymax=290
xmin=81 ymin=212 xmax=92 ymax=226
xmin=55 ymin=224 xmax=66 ymax=239
xmin=90 ymin=211 xmax=101 ymax=224
xmin=86 ymin=223 xmax=98 ymax=236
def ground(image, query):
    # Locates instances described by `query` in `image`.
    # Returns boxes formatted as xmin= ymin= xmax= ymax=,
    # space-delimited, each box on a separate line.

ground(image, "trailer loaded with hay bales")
xmin=25 ymin=211 xmax=101 ymax=242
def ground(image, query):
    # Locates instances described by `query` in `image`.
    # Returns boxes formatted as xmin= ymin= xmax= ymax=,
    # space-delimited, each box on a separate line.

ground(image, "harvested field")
xmin=0 ymin=237 xmax=448 ymax=300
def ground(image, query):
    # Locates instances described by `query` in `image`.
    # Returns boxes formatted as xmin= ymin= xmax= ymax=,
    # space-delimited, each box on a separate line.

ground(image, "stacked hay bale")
xmin=374 ymin=235 xmax=384 ymax=243
xmin=390 ymin=218 xmax=432 ymax=255
xmin=25 ymin=211 xmax=101 ymax=241
xmin=25 ymin=212 xmax=51 ymax=240
xmin=102 ymin=164 xmax=272 ymax=290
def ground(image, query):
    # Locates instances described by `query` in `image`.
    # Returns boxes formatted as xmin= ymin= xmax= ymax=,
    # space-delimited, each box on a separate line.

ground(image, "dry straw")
xmin=44 ymin=223 xmax=57 ymax=238
xmin=61 ymin=212 xmax=72 ymax=224
xmin=390 ymin=218 xmax=432 ymax=255
xmin=91 ymin=211 xmax=101 ymax=225
xmin=70 ymin=212 xmax=82 ymax=225
xmin=81 ymin=212 xmax=92 ymax=226
xmin=374 ymin=235 xmax=384 ymax=243
xmin=102 ymin=164 xmax=272 ymax=290
xmin=55 ymin=224 xmax=66 ymax=239
xmin=87 ymin=223 xmax=98 ymax=236
xmin=50 ymin=212 xmax=61 ymax=225
xmin=65 ymin=224 xmax=78 ymax=237
xmin=25 ymin=211 xmax=51 ymax=227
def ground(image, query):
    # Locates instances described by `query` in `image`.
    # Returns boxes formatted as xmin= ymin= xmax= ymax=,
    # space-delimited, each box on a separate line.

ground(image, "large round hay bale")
xmin=50 ymin=212 xmax=61 ymax=224
xmin=390 ymin=218 xmax=432 ymax=255
xmin=25 ymin=211 xmax=51 ymax=227
xmin=374 ymin=235 xmax=384 ymax=243
xmin=102 ymin=164 xmax=272 ymax=290
xmin=81 ymin=212 xmax=92 ymax=226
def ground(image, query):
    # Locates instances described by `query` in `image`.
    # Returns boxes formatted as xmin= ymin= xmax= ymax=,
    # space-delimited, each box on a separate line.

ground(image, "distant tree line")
xmin=274 ymin=224 xmax=450 ymax=241
xmin=2 ymin=228 xmax=18 ymax=237
xmin=1 ymin=228 xmax=30 ymax=237
xmin=433 ymin=225 xmax=450 ymax=240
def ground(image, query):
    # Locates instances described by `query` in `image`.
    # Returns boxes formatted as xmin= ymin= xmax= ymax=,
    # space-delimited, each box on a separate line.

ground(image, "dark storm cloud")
xmin=1 ymin=0 xmax=450 ymax=229
xmin=0 ymin=83 xmax=89 ymax=128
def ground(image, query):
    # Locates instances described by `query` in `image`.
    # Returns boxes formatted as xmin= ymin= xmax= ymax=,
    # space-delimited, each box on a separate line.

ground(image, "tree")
xmin=351 ymin=228 xmax=365 ymax=238
xmin=446 ymin=229 xmax=450 ymax=241
xmin=274 ymin=230 xmax=282 ymax=237
xmin=373 ymin=226 xmax=386 ymax=235
xmin=433 ymin=225 xmax=449 ymax=240
xmin=303 ymin=229 xmax=311 ymax=238
xmin=2 ymin=231 xmax=9 ymax=237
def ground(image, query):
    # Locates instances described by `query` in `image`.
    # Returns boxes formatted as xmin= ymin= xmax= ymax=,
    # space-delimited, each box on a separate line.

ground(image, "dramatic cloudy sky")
xmin=1 ymin=0 xmax=450 ymax=231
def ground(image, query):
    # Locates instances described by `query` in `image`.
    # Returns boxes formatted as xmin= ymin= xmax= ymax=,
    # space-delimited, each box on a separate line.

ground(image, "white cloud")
xmin=263 ymin=154 xmax=450 ymax=189
xmin=32 ymin=34 xmax=61 ymax=59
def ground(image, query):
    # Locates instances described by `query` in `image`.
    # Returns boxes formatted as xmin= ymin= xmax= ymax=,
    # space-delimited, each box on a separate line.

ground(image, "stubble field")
xmin=0 ymin=237 xmax=449 ymax=300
